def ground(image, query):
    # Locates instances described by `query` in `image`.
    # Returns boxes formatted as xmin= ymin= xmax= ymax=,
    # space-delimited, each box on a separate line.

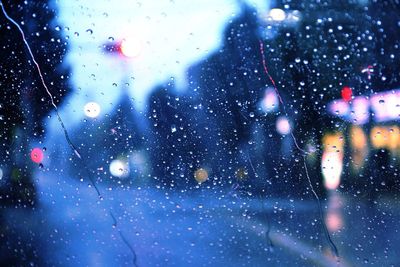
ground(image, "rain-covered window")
xmin=1 ymin=0 xmax=399 ymax=266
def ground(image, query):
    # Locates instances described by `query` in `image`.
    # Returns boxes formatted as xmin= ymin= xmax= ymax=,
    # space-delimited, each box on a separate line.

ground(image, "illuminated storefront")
xmin=324 ymin=88 xmax=400 ymax=190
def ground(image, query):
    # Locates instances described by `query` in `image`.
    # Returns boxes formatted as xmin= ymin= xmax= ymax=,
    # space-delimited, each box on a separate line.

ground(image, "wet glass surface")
xmin=0 ymin=0 xmax=399 ymax=266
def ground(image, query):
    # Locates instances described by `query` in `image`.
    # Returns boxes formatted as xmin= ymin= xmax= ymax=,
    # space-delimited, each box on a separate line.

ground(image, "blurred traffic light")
xmin=341 ymin=86 xmax=352 ymax=102
xmin=103 ymin=38 xmax=141 ymax=58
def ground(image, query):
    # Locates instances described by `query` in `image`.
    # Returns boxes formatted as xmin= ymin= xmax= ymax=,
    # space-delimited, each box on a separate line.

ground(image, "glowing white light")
xmin=84 ymin=102 xmax=101 ymax=118
xmin=0 ymin=168 xmax=3 ymax=180
xmin=276 ymin=116 xmax=291 ymax=135
xmin=350 ymin=97 xmax=369 ymax=125
xmin=321 ymin=152 xmax=343 ymax=190
xmin=120 ymin=37 xmax=142 ymax=58
xmin=261 ymin=88 xmax=279 ymax=113
xmin=371 ymin=91 xmax=400 ymax=122
xmin=269 ymin=8 xmax=286 ymax=21
xmin=109 ymin=159 xmax=130 ymax=178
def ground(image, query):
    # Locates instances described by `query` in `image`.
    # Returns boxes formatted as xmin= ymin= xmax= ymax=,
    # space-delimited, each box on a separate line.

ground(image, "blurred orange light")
xmin=194 ymin=168 xmax=208 ymax=183
xmin=388 ymin=125 xmax=400 ymax=150
xmin=370 ymin=126 xmax=389 ymax=149
xmin=350 ymin=126 xmax=367 ymax=150
xmin=322 ymin=132 xmax=344 ymax=153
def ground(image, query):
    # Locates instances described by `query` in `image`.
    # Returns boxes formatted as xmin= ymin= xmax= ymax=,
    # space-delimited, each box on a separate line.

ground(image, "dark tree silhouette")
xmin=0 ymin=0 xmax=70 ymax=205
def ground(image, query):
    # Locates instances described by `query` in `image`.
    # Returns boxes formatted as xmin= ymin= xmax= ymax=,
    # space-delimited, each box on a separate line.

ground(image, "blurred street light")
xmin=84 ymin=102 xmax=101 ymax=118
xmin=276 ymin=116 xmax=291 ymax=135
xmin=120 ymin=37 xmax=142 ymax=58
xmin=268 ymin=8 xmax=286 ymax=22
xmin=103 ymin=36 xmax=141 ymax=58
xmin=109 ymin=159 xmax=130 ymax=178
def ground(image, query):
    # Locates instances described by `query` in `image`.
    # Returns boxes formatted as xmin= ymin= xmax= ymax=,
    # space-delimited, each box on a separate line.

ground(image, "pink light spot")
xmin=30 ymin=148 xmax=44 ymax=164
xmin=341 ymin=86 xmax=352 ymax=102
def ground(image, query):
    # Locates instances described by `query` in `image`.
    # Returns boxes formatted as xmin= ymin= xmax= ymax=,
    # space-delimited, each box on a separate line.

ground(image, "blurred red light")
xmin=30 ymin=148 xmax=44 ymax=164
xmin=341 ymin=86 xmax=352 ymax=102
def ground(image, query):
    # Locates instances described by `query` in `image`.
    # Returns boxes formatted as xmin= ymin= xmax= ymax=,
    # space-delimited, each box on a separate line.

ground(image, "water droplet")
xmin=171 ymin=125 xmax=177 ymax=133
xmin=379 ymin=99 xmax=385 ymax=104
xmin=86 ymin=29 xmax=93 ymax=35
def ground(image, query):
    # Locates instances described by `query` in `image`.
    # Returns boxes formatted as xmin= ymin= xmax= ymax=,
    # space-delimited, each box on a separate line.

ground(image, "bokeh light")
xmin=261 ymin=88 xmax=279 ymax=113
xmin=194 ymin=168 xmax=208 ymax=183
xmin=84 ymin=102 xmax=101 ymax=118
xmin=341 ymin=86 xmax=352 ymax=102
xmin=370 ymin=126 xmax=389 ymax=149
xmin=321 ymin=151 xmax=343 ymax=190
xmin=276 ymin=116 xmax=291 ymax=135
xmin=109 ymin=159 xmax=130 ymax=178
xmin=268 ymin=8 xmax=286 ymax=21
xmin=326 ymin=210 xmax=344 ymax=232
xmin=350 ymin=126 xmax=367 ymax=149
xmin=120 ymin=37 xmax=142 ymax=58
xmin=30 ymin=148 xmax=44 ymax=164
xmin=322 ymin=133 xmax=344 ymax=190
